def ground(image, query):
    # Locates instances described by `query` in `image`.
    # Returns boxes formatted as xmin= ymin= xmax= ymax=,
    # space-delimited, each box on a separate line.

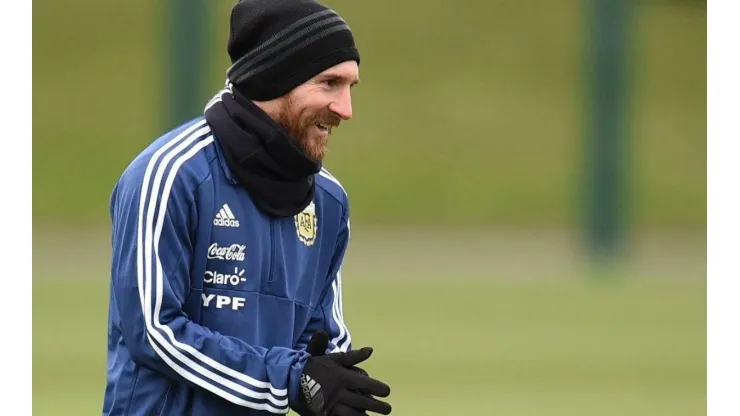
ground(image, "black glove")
xmin=306 ymin=331 xmax=373 ymax=416
xmin=306 ymin=331 xmax=369 ymax=378
xmin=293 ymin=331 xmax=392 ymax=416
xmin=305 ymin=329 xmax=331 ymax=356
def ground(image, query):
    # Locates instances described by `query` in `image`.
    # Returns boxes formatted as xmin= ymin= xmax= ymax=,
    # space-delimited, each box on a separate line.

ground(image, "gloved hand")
xmin=292 ymin=331 xmax=392 ymax=416
xmin=305 ymin=330 xmax=369 ymax=377
xmin=306 ymin=331 xmax=374 ymax=416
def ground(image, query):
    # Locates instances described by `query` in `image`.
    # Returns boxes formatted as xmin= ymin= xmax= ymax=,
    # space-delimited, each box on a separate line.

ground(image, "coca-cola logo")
xmin=207 ymin=243 xmax=246 ymax=262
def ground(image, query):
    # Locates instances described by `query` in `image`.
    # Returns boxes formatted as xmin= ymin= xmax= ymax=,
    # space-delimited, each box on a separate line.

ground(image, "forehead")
xmin=315 ymin=60 xmax=359 ymax=82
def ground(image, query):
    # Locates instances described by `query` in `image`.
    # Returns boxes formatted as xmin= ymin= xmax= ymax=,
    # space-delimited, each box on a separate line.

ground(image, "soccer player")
xmin=102 ymin=1 xmax=392 ymax=414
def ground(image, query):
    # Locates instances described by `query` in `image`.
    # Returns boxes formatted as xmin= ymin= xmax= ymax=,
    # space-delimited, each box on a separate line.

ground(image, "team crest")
xmin=295 ymin=201 xmax=317 ymax=246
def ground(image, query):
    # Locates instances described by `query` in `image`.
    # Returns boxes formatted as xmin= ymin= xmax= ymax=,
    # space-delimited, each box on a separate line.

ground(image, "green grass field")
xmin=32 ymin=229 xmax=706 ymax=415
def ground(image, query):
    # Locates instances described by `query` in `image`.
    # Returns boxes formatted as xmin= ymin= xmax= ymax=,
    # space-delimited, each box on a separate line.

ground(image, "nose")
xmin=328 ymin=89 xmax=353 ymax=120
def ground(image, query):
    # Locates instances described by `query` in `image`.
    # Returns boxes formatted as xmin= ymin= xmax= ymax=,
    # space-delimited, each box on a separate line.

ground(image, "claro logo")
xmin=204 ymin=268 xmax=246 ymax=286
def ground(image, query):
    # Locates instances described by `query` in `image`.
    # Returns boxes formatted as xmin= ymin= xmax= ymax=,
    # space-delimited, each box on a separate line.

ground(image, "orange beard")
xmin=275 ymin=96 xmax=341 ymax=162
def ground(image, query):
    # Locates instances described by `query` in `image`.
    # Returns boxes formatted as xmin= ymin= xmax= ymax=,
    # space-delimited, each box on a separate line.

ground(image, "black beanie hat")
xmin=225 ymin=0 xmax=360 ymax=101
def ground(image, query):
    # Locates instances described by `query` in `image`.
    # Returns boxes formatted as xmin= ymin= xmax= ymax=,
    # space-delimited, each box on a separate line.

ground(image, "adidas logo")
xmin=213 ymin=204 xmax=240 ymax=228
xmin=300 ymin=374 xmax=322 ymax=405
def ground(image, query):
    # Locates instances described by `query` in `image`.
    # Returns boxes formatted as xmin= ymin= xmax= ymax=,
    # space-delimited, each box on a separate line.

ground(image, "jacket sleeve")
xmin=295 ymin=212 xmax=353 ymax=354
xmin=108 ymin=149 xmax=308 ymax=414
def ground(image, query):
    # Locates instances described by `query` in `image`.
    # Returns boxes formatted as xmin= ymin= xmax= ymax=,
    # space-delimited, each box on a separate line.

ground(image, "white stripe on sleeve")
xmin=329 ymin=272 xmax=351 ymax=353
xmin=135 ymin=123 xmax=289 ymax=413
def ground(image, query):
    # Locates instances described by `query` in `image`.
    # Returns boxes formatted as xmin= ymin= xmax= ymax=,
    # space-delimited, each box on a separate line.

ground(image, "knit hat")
xmin=225 ymin=0 xmax=360 ymax=101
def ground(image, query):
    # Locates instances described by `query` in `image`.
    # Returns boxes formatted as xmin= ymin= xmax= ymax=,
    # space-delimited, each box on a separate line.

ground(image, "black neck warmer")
xmin=204 ymin=86 xmax=321 ymax=217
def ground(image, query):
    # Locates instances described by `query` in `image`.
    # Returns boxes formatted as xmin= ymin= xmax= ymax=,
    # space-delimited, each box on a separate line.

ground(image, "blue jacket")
xmin=102 ymin=117 xmax=353 ymax=415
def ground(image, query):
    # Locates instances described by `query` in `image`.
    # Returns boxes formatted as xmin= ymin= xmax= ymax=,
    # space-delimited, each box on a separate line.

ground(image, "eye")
xmin=324 ymin=78 xmax=339 ymax=88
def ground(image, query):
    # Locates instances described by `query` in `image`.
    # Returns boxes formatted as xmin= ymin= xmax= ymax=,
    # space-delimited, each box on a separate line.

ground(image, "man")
xmin=102 ymin=1 xmax=391 ymax=415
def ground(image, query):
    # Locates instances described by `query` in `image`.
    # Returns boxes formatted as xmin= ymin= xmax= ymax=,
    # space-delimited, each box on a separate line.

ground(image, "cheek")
xmin=286 ymin=93 xmax=330 ymax=124
xmin=296 ymin=95 xmax=331 ymax=117
xmin=299 ymin=108 xmax=320 ymax=126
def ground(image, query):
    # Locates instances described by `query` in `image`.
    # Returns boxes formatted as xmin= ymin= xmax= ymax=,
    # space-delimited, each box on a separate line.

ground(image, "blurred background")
xmin=33 ymin=0 xmax=706 ymax=414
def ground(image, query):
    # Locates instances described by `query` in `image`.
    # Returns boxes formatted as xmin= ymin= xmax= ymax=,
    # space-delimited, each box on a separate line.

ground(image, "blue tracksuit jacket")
xmin=102 ymin=117 xmax=353 ymax=415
